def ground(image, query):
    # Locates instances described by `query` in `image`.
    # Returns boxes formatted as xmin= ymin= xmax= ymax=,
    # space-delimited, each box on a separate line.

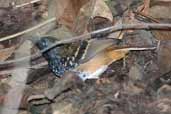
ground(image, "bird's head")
xmin=36 ymin=36 xmax=57 ymax=50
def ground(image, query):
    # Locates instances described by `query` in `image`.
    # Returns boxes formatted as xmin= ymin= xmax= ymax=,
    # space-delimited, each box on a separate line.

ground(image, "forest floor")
xmin=0 ymin=0 xmax=171 ymax=114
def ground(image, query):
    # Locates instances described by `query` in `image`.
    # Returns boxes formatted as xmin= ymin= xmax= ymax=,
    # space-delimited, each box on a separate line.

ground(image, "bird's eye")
xmin=83 ymin=74 xmax=86 ymax=78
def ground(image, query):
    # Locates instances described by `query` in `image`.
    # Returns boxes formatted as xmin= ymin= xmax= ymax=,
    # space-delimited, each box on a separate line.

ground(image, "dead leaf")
xmin=150 ymin=0 xmax=171 ymax=7
xmin=158 ymin=41 xmax=171 ymax=75
xmin=87 ymin=16 xmax=113 ymax=33
xmin=72 ymin=0 xmax=96 ymax=34
xmin=152 ymin=30 xmax=171 ymax=40
xmin=138 ymin=0 xmax=150 ymax=15
xmin=149 ymin=0 xmax=171 ymax=19
xmin=73 ymin=0 xmax=113 ymax=34
xmin=137 ymin=0 xmax=171 ymax=40
xmin=91 ymin=0 xmax=113 ymax=22
xmin=157 ymin=84 xmax=171 ymax=99
xmin=148 ymin=0 xmax=171 ymax=40
xmin=52 ymin=102 xmax=79 ymax=114
xmin=0 ymin=46 xmax=16 ymax=61
xmin=14 ymin=40 xmax=33 ymax=57
xmin=53 ymin=0 xmax=91 ymax=30
xmin=149 ymin=98 xmax=171 ymax=113
xmin=47 ymin=26 xmax=74 ymax=40
xmin=123 ymin=81 xmax=145 ymax=95
xmin=52 ymin=0 xmax=113 ymax=35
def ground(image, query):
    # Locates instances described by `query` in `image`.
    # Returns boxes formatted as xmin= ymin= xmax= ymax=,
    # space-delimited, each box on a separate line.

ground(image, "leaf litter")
xmin=0 ymin=0 xmax=171 ymax=114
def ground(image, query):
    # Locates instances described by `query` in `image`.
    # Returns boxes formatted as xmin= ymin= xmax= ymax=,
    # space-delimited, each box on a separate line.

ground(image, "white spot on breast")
xmin=75 ymin=65 xmax=108 ymax=81
xmin=64 ymin=61 xmax=67 ymax=67
xmin=72 ymin=56 xmax=75 ymax=61
xmin=69 ymin=61 xmax=73 ymax=66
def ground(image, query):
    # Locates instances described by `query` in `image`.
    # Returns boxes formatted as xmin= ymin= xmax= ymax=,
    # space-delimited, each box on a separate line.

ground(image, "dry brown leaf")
xmin=137 ymin=0 xmax=171 ymax=40
xmin=87 ymin=16 xmax=113 ymax=32
xmin=52 ymin=102 xmax=78 ymax=114
xmin=148 ymin=0 xmax=171 ymax=40
xmin=53 ymin=0 xmax=91 ymax=30
xmin=72 ymin=0 xmax=96 ymax=34
xmin=144 ymin=0 xmax=150 ymax=14
xmin=152 ymin=30 xmax=171 ymax=40
xmin=139 ymin=0 xmax=150 ymax=15
xmin=151 ymin=0 xmax=171 ymax=6
xmin=91 ymin=0 xmax=113 ymax=22
xmin=47 ymin=26 xmax=74 ymax=40
xmin=53 ymin=0 xmax=113 ymax=35
xmin=158 ymin=41 xmax=171 ymax=75
xmin=149 ymin=1 xmax=171 ymax=19
xmin=73 ymin=0 xmax=114 ymax=34
xmin=0 ymin=46 xmax=16 ymax=61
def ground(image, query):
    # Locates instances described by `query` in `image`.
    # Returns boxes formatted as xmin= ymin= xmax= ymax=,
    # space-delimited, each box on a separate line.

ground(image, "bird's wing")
xmin=79 ymin=39 xmax=121 ymax=63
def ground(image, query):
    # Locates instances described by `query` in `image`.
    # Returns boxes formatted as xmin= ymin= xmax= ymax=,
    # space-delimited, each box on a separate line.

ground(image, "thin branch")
xmin=0 ymin=23 xmax=171 ymax=66
xmin=15 ymin=0 xmax=43 ymax=8
xmin=0 ymin=18 xmax=56 ymax=42
xmin=27 ymin=94 xmax=45 ymax=102
xmin=107 ymin=45 xmax=156 ymax=51
xmin=0 ymin=61 xmax=48 ymax=76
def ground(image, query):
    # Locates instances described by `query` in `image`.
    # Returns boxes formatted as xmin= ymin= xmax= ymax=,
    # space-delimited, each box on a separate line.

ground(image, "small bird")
xmin=35 ymin=36 xmax=127 ymax=81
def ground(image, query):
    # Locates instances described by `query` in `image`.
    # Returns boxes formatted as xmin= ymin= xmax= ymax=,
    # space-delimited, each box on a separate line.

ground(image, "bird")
xmin=35 ymin=36 xmax=127 ymax=81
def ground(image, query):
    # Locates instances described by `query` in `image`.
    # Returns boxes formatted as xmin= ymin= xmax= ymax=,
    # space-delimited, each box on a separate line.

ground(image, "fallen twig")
xmin=0 ymin=61 xmax=48 ymax=76
xmin=107 ymin=45 xmax=156 ymax=51
xmin=27 ymin=94 xmax=45 ymax=102
xmin=0 ymin=17 xmax=56 ymax=42
xmin=15 ymin=0 xmax=43 ymax=8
